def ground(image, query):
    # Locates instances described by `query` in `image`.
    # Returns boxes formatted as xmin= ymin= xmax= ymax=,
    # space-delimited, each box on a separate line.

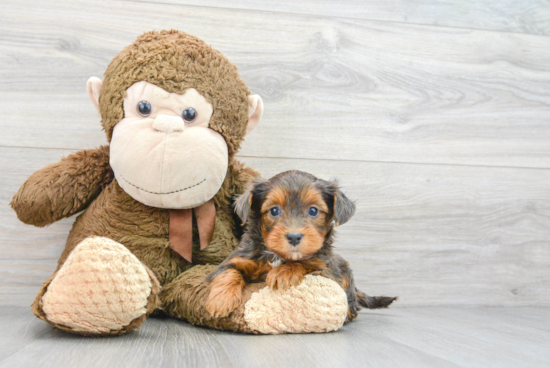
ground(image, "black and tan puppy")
xmin=205 ymin=170 xmax=396 ymax=321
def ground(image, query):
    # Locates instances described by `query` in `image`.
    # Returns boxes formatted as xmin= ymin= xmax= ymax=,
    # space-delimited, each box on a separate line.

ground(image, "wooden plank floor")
xmin=0 ymin=306 xmax=549 ymax=368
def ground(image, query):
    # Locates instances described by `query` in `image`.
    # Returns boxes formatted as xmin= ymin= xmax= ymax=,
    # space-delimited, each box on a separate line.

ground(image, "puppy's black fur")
xmin=205 ymin=170 xmax=396 ymax=321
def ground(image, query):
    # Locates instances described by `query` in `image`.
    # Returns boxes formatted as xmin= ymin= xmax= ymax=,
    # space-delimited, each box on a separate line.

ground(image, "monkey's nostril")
xmin=286 ymin=233 xmax=303 ymax=246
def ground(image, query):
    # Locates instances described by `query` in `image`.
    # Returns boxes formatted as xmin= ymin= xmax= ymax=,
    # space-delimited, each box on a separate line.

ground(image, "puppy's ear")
xmin=319 ymin=179 xmax=356 ymax=226
xmin=333 ymin=187 xmax=356 ymax=226
xmin=234 ymin=177 xmax=269 ymax=223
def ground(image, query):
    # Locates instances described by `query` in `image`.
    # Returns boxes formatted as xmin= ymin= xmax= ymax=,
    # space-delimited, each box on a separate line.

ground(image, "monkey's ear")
xmin=234 ymin=177 xmax=268 ymax=223
xmin=87 ymin=77 xmax=103 ymax=114
xmin=330 ymin=182 xmax=356 ymax=226
xmin=246 ymin=95 xmax=264 ymax=135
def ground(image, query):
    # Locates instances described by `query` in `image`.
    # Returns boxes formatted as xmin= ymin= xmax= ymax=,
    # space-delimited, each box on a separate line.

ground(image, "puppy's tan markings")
xmin=300 ymin=187 xmax=328 ymax=213
xmin=298 ymin=224 xmax=326 ymax=258
xmin=206 ymin=269 xmax=245 ymax=318
xmin=231 ymin=257 xmax=272 ymax=281
xmin=340 ymin=274 xmax=350 ymax=291
xmin=266 ymin=262 xmax=307 ymax=291
xmin=302 ymin=258 xmax=329 ymax=273
xmin=261 ymin=186 xmax=287 ymax=214
xmin=264 ymin=223 xmax=292 ymax=258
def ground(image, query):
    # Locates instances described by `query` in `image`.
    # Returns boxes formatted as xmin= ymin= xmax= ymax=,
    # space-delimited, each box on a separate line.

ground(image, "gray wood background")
xmin=1 ymin=0 xmax=549 ymax=307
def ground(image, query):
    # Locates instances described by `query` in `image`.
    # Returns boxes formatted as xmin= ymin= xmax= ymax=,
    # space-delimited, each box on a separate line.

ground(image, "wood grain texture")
xmin=0 ymin=306 xmax=549 ymax=368
xmin=129 ymin=0 xmax=550 ymax=36
xmin=1 ymin=0 xmax=550 ymax=168
xmin=1 ymin=0 xmax=549 ymax=314
xmin=2 ymin=147 xmax=549 ymax=307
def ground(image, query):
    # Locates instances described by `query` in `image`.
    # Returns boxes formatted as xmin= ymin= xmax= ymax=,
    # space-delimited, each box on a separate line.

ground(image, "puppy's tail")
xmin=356 ymin=289 xmax=397 ymax=309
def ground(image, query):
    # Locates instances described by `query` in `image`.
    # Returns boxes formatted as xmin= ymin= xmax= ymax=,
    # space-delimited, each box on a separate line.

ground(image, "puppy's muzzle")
xmin=286 ymin=233 xmax=303 ymax=246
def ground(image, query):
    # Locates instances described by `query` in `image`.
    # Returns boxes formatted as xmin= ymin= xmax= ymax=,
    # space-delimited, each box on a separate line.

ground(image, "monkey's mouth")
xmin=119 ymin=176 xmax=206 ymax=195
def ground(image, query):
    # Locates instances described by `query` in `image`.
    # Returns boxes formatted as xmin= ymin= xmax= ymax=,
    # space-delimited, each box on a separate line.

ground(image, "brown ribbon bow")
xmin=169 ymin=199 xmax=216 ymax=263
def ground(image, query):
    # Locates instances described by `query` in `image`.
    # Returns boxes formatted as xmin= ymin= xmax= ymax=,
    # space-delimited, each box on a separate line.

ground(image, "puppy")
xmin=205 ymin=170 xmax=396 ymax=321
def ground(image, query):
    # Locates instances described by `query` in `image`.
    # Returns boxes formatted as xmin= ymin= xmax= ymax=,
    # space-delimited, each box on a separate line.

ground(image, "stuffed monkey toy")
xmin=11 ymin=30 xmax=349 ymax=335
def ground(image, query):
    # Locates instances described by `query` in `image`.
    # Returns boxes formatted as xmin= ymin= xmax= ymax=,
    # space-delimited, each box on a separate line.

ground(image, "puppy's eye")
xmin=182 ymin=107 xmax=197 ymax=123
xmin=269 ymin=207 xmax=281 ymax=217
xmin=308 ymin=207 xmax=319 ymax=217
xmin=137 ymin=101 xmax=152 ymax=117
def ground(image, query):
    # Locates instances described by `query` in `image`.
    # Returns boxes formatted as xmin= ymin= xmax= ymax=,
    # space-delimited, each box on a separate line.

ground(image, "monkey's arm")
xmin=11 ymin=145 xmax=113 ymax=227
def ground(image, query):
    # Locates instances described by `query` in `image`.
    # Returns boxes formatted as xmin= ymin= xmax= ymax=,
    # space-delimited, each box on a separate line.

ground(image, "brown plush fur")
xmin=11 ymin=30 xmax=262 ymax=334
xmin=11 ymin=145 xmax=113 ymax=227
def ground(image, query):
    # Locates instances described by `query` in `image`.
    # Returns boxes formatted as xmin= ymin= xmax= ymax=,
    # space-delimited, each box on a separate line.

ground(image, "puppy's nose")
xmin=286 ymin=233 xmax=303 ymax=246
xmin=152 ymin=114 xmax=185 ymax=133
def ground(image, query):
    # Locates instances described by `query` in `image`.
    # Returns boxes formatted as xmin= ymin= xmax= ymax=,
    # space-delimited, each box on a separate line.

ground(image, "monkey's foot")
xmin=243 ymin=275 xmax=348 ymax=334
xmin=33 ymin=237 xmax=160 ymax=335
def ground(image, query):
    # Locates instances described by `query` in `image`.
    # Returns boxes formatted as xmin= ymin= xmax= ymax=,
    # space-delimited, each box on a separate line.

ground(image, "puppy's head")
xmin=235 ymin=170 xmax=355 ymax=260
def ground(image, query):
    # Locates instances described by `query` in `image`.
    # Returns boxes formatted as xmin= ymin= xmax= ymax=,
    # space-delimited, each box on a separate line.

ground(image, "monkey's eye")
xmin=308 ymin=207 xmax=319 ymax=217
xmin=182 ymin=107 xmax=197 ymax=123
xmin=269 ymin=207 xmax=282 ymax=217
xmin=137 ymin=100 xmax=152 ymax=117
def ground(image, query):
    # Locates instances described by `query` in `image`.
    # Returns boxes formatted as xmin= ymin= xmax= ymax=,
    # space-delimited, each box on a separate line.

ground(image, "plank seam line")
xmin=1 ymin=145 xmax=548 ymax=171
xmin=237 ymin=154 xmax=550 ymax=171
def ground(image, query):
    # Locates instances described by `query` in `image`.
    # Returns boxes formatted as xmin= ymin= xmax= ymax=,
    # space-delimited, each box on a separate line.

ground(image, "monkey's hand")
xmin=11 ymin=145 xmax=113 ymax=227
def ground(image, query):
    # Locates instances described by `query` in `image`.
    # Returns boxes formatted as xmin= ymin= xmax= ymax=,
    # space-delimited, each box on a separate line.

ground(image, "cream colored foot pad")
xmin=42 ymin=237 xmax=152 ymax=334
xmin=243 ymin=275 xmax=348 ymax=334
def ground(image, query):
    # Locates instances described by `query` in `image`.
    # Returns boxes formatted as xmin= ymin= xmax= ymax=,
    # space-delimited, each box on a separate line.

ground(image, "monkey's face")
xmin=88 ymin=31 xmax=264 ymax=209
xmin=110 ymin=81 xmax=228 ymax=209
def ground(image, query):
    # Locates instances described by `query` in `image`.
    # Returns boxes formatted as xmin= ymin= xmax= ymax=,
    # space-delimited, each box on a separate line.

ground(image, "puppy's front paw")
xmin=266 ymin=263 xmax=307 ymax=291
xmin=205 ymin=269 xmax=245 ymax=318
